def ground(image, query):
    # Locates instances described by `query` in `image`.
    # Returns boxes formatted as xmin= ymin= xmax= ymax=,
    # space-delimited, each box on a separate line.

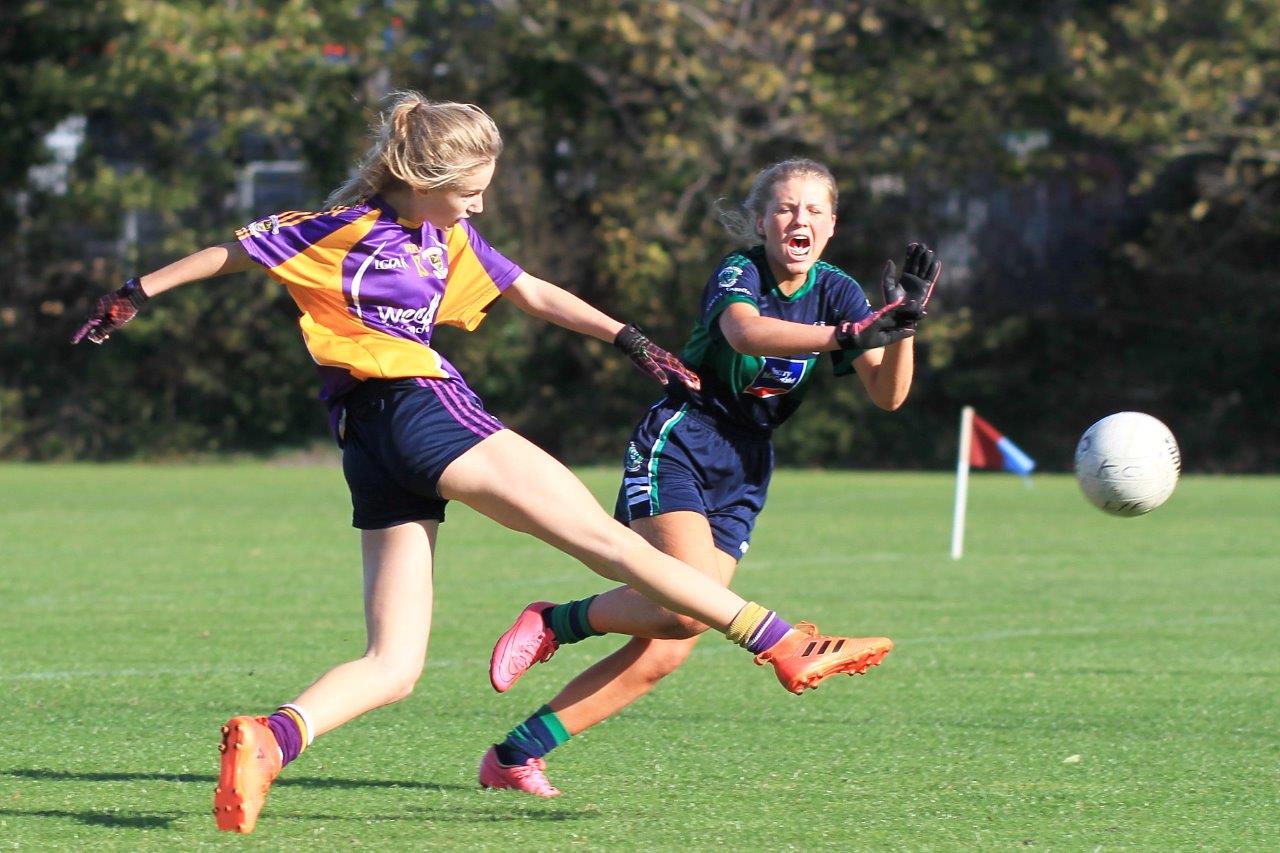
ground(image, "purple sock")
xmin=266 ymin=712 xmax=303 ymax=768
xmin=745 ymin=611 xmax=793 ymax=655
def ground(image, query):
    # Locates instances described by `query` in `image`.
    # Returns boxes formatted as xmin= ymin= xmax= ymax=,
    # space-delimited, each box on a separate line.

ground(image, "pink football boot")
xmin=478 ymin=746 xmax=562 ymax=798
xmin=489 ymin=601 xmax=558 ymax=693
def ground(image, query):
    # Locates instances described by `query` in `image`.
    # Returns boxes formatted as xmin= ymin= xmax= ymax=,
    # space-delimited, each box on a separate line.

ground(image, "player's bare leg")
xmin=290 ymin=521 xmax=438 ymax=732
xmin=215 ymin=520 xmax=437 ymax=832
xmin=479 ymin=509 xmax=731 ymax=794
xmin=547 ymin=512 xmax=737 ymax=735
xmin=445 ymin=430 xmax=889 ymax=697
xmin=438 ymin=430 xmax=748 ymax=631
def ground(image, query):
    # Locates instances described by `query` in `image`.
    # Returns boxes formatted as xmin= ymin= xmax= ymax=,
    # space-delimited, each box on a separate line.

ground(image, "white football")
xmin=1074 ymin=412 xmax=1181 ymax=516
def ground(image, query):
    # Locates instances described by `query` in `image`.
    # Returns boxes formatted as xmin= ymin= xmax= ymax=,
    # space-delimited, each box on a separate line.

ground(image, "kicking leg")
xmin=439 ymin=430 xmax=747 ymax=631
xmin=446 ymin=431 xmax=891 ymax=695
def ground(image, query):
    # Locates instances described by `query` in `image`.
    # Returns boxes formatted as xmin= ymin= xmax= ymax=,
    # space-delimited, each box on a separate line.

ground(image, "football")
xmin=1074 ymin=412 xmax=1181 ymax=516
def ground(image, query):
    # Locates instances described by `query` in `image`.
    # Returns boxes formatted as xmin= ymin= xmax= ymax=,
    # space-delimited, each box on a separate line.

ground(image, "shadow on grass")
xmin=1 ymin=767 xmax=470 ymax=792
xmin=0 ymin=808 xmax=180 ymax=829
xmin=0 ymin=769 xmax=597 ymax=828
xmin=411 ymin=801 xmax=599 ymax=823
xmin=282 ymin=805 xmax=600 ymax=824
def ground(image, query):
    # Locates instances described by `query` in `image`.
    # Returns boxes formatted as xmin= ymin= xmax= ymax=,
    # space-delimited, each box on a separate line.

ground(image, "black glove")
xmin=614 ymin=324 xmax=701 ymax=391
xmin=71 ymin=278 xmax=149 ymax=344
xmin=887 ymin=242 xmax=942 ymax=327
xmin=834 ymin=303 xmax=915 ymax=351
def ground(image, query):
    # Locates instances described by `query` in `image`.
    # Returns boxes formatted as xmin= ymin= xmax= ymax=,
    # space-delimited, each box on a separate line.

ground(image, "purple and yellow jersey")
xmin=236 ymin=195 xmax=521 ymax=405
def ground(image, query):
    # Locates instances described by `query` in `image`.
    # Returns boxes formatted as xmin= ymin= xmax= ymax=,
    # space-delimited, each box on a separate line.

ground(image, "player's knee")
xmin=654 ymin=610 xmax=711 ymax=640
xmin=368 ymin=654 xmax=425 ymax=704
xmin=636 ymin=638 xmax=698 ymax=681
xmin=382 ymin=679 xmax=416 ymax=704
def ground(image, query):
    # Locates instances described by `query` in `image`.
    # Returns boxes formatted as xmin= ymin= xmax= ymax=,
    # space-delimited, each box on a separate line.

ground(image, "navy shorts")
xmin=340 ymin=378 xmax=504 ymax=529
xmin=614 ymin=402 xmax=773 ymax=559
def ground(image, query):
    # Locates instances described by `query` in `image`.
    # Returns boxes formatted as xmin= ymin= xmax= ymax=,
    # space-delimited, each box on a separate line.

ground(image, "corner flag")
xmin=969 ymin=411 xmax=1036 ymax=476
xmin=950 ymin=407 xmax=1036 ymax=559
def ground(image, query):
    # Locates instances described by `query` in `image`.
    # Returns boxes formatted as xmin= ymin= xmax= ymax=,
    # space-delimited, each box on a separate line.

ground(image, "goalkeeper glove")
xmin=834 ymin=304 xmax=915 ymax=351
xmin=614 ymin=324 xmax=701 ymax=391
xmin=71 ymin=278 xmax=149 ymax=344
xmin=885 ymin=242 xmax=942 ymax=327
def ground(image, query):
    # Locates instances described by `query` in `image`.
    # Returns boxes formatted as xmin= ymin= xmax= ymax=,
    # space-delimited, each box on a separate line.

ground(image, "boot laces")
xmin=510 ymin=632 xmax=557 ymax=671
xmin=510 ymin=758 xmax=557 ymax=795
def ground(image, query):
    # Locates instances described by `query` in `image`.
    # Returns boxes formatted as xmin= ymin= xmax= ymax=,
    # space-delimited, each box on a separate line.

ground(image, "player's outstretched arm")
xmin=504 ymin=273 xmax=699 ymax=390
xmin=71 ymin=242 xmax=254 ymax=344
xmin=719 ymin=300 xmax=914 ymax=358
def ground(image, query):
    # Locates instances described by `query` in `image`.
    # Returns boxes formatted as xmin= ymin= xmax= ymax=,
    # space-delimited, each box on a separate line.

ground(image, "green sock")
xmin=495 ymin=705 xmax=571 ymax=765
xmin=543 ymin=595 xmax=605 ymax=645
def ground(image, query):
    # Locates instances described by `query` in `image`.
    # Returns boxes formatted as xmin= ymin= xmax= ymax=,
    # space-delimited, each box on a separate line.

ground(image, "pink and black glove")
xmin=614 ymin=324 xmax=701 ymax=391
xmin=884 ymin=242 xmax=942 ymax=328
xmin=71 ymin=278 xmax=149 ymax=344
xmin=834 ymin=305 xmax=915 ymax=351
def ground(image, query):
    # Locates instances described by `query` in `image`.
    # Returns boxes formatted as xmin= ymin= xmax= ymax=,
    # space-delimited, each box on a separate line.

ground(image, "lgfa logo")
xmin=374 ymin=256 xmax=409 ymax=271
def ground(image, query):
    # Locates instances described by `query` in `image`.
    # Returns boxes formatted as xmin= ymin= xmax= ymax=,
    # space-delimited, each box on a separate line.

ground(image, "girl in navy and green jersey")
xmin=73 ymin=97 xmax=905 ymax=832
xmin=485 ymin=158 xmax=940 ymax=797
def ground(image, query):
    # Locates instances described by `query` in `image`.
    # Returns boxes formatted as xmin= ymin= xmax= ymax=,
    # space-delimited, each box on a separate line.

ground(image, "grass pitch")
xmin=0 ymin=463 xmax=1275 ymax=850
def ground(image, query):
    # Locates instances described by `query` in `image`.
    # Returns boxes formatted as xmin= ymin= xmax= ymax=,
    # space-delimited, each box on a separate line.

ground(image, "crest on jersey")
xmin=744 ymin=357 xmax=811 ymax=398
xmin=717 ymin=265 xmax=744 ymax=288
xmin=423 ymin=246 xmax=447 ymax=277
xmin=246 ymin=214 xmax=281 ymax=236
xmin=625 ymin=442 xmax=645 ymax=472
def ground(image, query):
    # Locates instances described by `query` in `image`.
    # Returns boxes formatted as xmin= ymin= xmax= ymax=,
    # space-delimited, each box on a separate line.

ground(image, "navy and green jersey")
xmin=673 ymin=246 xmax=873 ymax=433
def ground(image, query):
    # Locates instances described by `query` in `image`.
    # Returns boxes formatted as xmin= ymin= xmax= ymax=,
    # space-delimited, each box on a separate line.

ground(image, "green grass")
xmin=0 ymin=464 xmax=1275 ymax=850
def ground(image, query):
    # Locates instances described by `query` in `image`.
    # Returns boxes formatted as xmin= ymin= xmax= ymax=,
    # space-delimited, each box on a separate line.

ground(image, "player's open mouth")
xmin=784 ymin=235 xmax=812 ymax=261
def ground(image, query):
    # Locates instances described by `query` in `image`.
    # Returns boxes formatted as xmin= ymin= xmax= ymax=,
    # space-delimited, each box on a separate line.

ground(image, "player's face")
xmin=419 ymin=160 xmax=496 ymax=228
xmin=757 ymin=176 xmax=836 ymax=286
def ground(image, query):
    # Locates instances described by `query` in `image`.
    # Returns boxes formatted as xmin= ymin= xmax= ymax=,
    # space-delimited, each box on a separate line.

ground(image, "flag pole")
xmin=950 ymin=406 xmax=974 ymax=560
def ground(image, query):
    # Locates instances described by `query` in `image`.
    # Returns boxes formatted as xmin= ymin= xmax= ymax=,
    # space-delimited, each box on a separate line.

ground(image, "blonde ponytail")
xmin=326 ymin=91 xmax=502 ymax=208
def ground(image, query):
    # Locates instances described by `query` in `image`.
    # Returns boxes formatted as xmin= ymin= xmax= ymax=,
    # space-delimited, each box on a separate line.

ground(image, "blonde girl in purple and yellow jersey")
xmin=73 ymin=93 xmax=900 ymax=834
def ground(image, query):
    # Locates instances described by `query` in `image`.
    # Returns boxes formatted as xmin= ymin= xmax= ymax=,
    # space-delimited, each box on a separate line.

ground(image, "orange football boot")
xmin=213 ymin=715 xmax=283 ymax=834
xmin=755 ymin=622 xmax=893 ymax=694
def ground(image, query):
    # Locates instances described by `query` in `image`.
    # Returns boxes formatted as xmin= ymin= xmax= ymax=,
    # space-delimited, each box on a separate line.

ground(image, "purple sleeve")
xmin=235 ymin=210 xmax=352 ymax=271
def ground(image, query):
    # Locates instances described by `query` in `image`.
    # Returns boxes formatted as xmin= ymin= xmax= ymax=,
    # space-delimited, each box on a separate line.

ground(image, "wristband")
xmin=120 ymin=277 xmax=149 ymax=308
xmin=613 ymin=323 xmax=644 ymax=353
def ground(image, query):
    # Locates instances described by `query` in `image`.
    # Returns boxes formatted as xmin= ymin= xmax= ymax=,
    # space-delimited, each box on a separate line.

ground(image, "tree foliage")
xmin=2 ymin=0 xmax=1276 ymax=469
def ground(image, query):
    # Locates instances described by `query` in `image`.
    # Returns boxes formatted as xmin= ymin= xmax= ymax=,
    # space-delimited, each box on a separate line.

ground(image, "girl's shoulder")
xmin=813 ymin=259 xmax=863 ymax=292
xmin=716 ymin=245 xmax=767 ymax=273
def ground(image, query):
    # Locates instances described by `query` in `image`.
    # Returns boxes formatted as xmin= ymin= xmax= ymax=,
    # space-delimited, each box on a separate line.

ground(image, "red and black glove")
xmin=834 ymin=305 xmax=915 ymax=351
xmin=885 ymin=242 xmax=942 ymax=327
xmin=71 ymin=278 xmax=149 ymax=344
xmin=614 ymin=324 xmax=701 ymax=391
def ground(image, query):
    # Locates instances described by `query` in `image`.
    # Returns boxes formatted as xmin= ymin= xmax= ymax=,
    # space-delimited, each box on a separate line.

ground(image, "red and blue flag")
xmin=970 ymin=412 xmax=1035 ymax=476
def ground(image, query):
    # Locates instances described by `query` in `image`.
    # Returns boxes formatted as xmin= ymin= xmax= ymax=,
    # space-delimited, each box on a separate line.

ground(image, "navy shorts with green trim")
xmin=613 ymin=401 xmax=773 ymax=559
xmin=340 ymin=378 xmax=504 ymax=530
